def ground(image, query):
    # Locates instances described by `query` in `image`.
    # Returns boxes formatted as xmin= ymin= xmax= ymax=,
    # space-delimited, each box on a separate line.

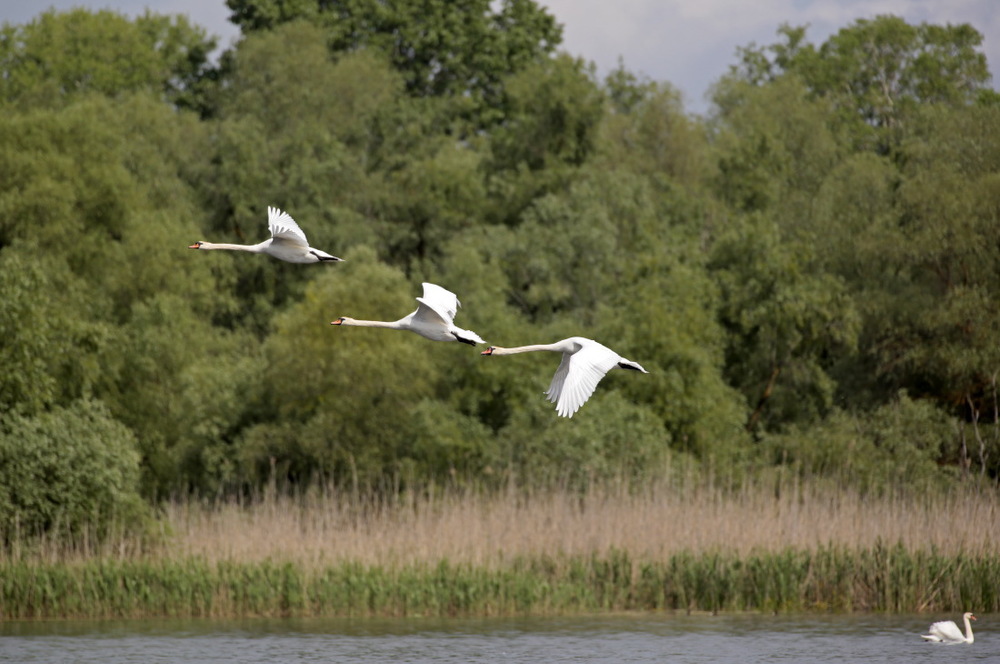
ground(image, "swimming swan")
xmin=921 ymin=612 xmax=975 ymax=644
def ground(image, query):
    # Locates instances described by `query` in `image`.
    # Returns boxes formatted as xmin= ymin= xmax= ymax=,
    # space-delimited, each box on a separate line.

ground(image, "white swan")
xmin=921 ymin=612 xmax=976 ymax=643
xmin=331 ymin=282 xmax=485 ymax=345
xmin=189 ymin=206 xmax=343 ymax=263
xmin=480 ymin=337 xmax=648 ymax=417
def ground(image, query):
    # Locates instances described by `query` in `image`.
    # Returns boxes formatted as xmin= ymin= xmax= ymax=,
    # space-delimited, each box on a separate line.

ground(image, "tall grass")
xmin=4 ymin=545 xmax=998 ymax=619
xmin=159 ymin=477 xmax=999 ymax=567
xmin=2 ymin=477 xmax=998 ymax=619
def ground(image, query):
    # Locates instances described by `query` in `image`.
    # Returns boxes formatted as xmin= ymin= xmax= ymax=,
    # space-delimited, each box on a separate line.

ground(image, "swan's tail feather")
xmin=618 ymin=359 xmax=648 ymax=373
xmin=453 ymin=328 xmax=485 ymax=345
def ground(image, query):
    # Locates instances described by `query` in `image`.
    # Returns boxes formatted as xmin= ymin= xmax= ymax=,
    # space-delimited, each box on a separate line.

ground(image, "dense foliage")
xmin=1 ymin=6 xmax=998 ymax=531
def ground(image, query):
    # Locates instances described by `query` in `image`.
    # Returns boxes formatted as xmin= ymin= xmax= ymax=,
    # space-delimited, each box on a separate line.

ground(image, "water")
xmin=0 ymin=613 xmax=994 ymax=663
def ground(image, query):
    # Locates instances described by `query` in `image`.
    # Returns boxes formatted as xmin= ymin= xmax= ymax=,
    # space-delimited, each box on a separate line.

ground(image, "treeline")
xmin=1 ymin=3 xmax=999 ymax=537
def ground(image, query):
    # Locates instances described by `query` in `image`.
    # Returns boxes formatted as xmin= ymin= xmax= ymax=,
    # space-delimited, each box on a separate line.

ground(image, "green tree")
xmin=599 ymin=73 xmax=710 ymax=189
xmin=204 ymin=22 xmax=388 ymax=332
xmin=498 ymin=392 xmax=670 ymax=490
xmin=225 ymin=0 xmax=561 ymax=127
xmin=0 ymin=8 xmax=216 ymax=109
xmin=711 ymin=75 xmax=841 ymax=217
xmin=709 ymin=214 xmax=859 ymax=433
xmin=0 ymin=250 xmax=114 ymax=416
xmin=763 ymin=393 xmax=956 ymax=492
xmin=727 ymin=16 xmax=991 ymax=149
xmin=0 ymin=399 xmax=148 ymax=541
xmin=486 ymin=54 xmax=605 ymax=223
xmin=240 ymin=249 xmax=493 ymax=487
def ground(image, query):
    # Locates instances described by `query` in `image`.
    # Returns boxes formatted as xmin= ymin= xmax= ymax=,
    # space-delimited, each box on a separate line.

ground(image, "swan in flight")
xmin=331 ymin=282 xmax=485 ymax=346
xmin=481 ymin=337 xmax=648 ymax=417
xmin=189 ymin=206 xmax=343 ymax=264
xmin=921 ymin=612 xmax=976 ymax=643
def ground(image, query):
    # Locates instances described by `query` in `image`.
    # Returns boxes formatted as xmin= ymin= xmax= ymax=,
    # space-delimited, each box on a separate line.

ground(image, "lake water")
xmin=0 ymin=613 xmax=993 ymax=663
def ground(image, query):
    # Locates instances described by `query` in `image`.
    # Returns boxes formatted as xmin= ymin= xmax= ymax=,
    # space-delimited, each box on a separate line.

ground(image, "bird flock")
xmin=190 ymin=206 xmax=648 ymax=417
xmin=192 ymin=209 xmax=984 ymax=636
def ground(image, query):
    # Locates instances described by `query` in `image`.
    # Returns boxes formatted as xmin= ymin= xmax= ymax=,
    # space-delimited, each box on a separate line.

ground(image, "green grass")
xmin=3 ymin=545 xmax=998 ymax=619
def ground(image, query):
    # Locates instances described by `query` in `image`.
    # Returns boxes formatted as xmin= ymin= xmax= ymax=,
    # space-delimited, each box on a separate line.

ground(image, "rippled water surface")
xmin=1 ymin=613 xmax=994 ymax=663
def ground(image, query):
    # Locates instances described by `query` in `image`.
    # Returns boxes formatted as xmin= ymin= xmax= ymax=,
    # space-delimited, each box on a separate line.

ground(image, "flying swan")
xmin=480 ymin=337 xmax=648 ymax=417
xmin=331 ymin=282 xmax=485 ymax=346
xmin=921 ymin=612 xmax=976 ymax=644
xmin=189 ymin=206 xmax=343 ymax=263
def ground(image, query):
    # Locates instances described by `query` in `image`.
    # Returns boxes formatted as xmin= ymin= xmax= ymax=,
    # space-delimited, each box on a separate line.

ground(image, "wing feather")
xmin=267 ymin=206 xmax=309 ymax=247
xmin=928 ymin=620 xmax=964 ymax=642
xmin=413 ymin=282 xmax=459 ymax=326
xmin=546 ymin=353 xmax=572 ymax=405
xmin=552 ymin=340 xmax=622 ymax=418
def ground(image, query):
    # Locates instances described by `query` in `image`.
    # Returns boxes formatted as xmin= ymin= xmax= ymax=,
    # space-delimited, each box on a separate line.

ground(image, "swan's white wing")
xmin=547 ymin=339 xmax=622 ymax=418
xmin=413 ymin=282 xmax=459 ymax=326
xmin=267 ymin=206 xmax=309 ymax=248
xmin=545 ymin=353 xmax=573 ymax=408
xmin=927 ymin=620 xmax=964 ymax=642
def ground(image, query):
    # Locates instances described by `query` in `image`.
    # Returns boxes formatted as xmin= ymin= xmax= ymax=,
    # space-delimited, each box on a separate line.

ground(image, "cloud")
xmin=539 ymin=0 xmax=1000 ymax=112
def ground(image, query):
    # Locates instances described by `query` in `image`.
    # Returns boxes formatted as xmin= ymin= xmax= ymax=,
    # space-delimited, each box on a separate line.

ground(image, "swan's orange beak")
xmin=188 ymin=242 xmax=202 ymax=249
xmin=971 ymin=615 xmax=977 ymax=621
xmin=481 ymin=347 xmax=494 ymax=356
xmin=330 ymin=318 xmax=344 ymax=326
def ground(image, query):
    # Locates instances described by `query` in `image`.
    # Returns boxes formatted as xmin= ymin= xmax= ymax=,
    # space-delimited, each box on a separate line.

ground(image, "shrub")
xmin=0 ymin=399 xmax=148 ymax=543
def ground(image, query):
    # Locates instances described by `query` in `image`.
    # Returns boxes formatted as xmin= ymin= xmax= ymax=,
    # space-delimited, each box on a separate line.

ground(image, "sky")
xmin=2 ymin=1 xmax=998 ymax=113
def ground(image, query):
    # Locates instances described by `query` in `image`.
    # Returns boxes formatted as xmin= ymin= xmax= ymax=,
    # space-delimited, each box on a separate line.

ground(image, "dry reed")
xmin=159 ymin=479 xmax=1000 ymax=570
xmin=5 ymin=479 xmax=999 ymax=619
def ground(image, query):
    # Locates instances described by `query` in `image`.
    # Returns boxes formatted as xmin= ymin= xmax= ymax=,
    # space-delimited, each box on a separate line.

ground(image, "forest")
xmin=1 ymin=1 xmax=1000 ymax=542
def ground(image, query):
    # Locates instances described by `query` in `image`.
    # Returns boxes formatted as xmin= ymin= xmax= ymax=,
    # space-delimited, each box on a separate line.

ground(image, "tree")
xmin=884 ymin=105 xmax=1000 ymax=422
xmin=205 ymin=22 xmax=391 ymax=331
xmin=712 ymin=75 xmax=841 ymax=217
xmin=0 ymin=250 xmax=113 ymax=417
xmin=0 ymin=8 xmax=216 ymax=109
xmin=726 ymin=16 xmax=991 ymax=150
xmin=762 ymin=393 xmax=956 ymax=493
xmin=486 ymin=54 xmax=605 ymax=223
xmin=599 ymin=73 xmax=710 ymax=189
xmin=709 ymin=214 xmax=859 ymax=433
xmin=240 ymin=249 xmax=492 ymax=487
xmin=225 ymin=0 xmax=561 ymax=127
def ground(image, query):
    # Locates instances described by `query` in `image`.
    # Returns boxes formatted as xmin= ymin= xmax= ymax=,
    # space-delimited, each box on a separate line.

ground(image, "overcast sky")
xmin=3 ymin=1 xmax=998 ymax=113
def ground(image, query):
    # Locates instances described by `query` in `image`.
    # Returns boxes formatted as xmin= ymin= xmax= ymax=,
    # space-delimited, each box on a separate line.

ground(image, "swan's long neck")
xmin=964 ymin=615 xmax=974 ymax=642
xmin=339 ymin=318 xmax=407 ymax=330
xmin=197 ymin=241 xmax=263 ymax=253
xmin=488 ymin=343 xmax=566 ymax=356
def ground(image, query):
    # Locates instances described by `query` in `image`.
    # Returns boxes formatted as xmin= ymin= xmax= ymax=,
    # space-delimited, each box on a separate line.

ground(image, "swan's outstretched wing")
xmin=267 ymin=206 xmax=310 ymax=248
xmin=927 ymin=620 xmax=964 ymax=642
xmin=546 ymin=339 xmax=622 ymax=418
xmin=413 ymin=282 xmax=460 ymax=326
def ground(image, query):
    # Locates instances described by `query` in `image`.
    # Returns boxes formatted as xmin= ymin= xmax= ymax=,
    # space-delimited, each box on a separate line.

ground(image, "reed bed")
xmin=3 ymin=479 xmax=999 ymax=619
xmin=159 ymin=479 xmax=1000 ymax=567
xmin=4 ymin=545 xmax=999 ymax=619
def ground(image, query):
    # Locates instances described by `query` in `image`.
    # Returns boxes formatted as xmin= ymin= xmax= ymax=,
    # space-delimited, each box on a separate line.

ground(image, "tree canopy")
xmin=0 ymin=6 xmax=998 ymax=535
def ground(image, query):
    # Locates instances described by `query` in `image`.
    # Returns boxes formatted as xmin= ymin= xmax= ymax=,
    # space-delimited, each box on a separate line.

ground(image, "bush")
xmin=761 ymin=392 xmax=956 ymax=493
xmin=0 ymin=399 xmax=148 ymax=542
